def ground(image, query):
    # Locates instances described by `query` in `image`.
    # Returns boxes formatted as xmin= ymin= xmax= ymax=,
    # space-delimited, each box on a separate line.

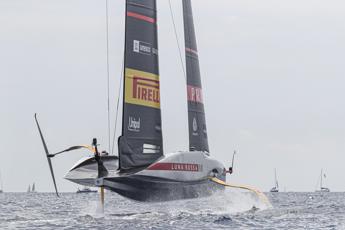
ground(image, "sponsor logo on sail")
xmin=187 ymin=85 xmax=203 ymax=103
xmin=192 ymin=117 xmax=198 ymax=136
xmin=132 ymin=77 xmax=159 ymax=103
xmin=203 ymin=124 xmax=208 ymax=137
xmin=143 ymin=143 xmax=161 ymax=154
xmin=133 ymin=40 xmax=158 ymax=56
xmin=125 ymin=68 xmax=160 ymax=109
xmin=128 ymin=116 xmax=140 ymax=132
xmin=152 ymin=47 xmax=158 ymax=55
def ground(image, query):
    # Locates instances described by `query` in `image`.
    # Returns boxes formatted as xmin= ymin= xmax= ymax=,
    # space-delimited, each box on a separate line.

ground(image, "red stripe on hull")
xmin=147 ymin=163 xmax=201 ymax=172
xmin=127 ymin=11 xmax=155 ymax=24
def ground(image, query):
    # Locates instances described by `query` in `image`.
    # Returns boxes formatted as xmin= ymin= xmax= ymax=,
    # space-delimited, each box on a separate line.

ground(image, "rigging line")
xmin=105 ymin=0 xmax=111 ymax=154
xmin=168 ymin=0 xmax=186 ymax=80
xmin=314 ymin=174 xmax=320 ymax=191
xmin=111 ymin=57 xmax=124 ymax=155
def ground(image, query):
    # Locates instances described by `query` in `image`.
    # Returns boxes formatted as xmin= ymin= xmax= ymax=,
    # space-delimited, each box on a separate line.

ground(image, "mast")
xmin=320 ymin=169 xmax=323 ymax=189
xmin=274 ymin=168 xmax=278 ymax=189
xmin=118 ymin=0 xmax=163 ymax=170
xmin=182 ymin=0 xmax=209 ymax=152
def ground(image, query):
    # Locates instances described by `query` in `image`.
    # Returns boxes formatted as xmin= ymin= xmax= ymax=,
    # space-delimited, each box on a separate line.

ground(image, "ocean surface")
xmin=0 ymin=190 xmax=344 ymax=229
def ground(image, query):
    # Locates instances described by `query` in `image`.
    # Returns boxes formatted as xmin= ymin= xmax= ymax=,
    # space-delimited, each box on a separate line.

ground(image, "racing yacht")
xmin=37 ymin=0 xmax=228 ymax=202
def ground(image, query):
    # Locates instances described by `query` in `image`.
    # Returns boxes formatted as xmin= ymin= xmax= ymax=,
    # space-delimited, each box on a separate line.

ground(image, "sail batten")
xmin=183 ymin=0 xmax=209 ymax=152
xmin=119 ymin=0 xmax=163 ymax=170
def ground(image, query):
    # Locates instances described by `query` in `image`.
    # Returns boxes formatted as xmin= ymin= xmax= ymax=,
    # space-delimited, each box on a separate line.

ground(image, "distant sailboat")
xmin=270 ymin=168 xmax=279 ymax=193
xmin=27 ymin=183 xmax=36 ymax=193
xmin=0 ymin=171 xmax=3 ymax=193
xmin=315 ymin=169 xmax=330 ymax=192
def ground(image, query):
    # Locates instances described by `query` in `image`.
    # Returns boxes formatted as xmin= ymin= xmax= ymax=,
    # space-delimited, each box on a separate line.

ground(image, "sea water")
xmin=0 ymin=190 xmax=344 ymax=229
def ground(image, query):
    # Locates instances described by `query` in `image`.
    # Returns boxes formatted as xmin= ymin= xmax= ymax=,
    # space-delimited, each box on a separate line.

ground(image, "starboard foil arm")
xmin=34 ymin=113 xmax=59 ymax=197
xmin=209 ymin=177 xmax=271 ymax=207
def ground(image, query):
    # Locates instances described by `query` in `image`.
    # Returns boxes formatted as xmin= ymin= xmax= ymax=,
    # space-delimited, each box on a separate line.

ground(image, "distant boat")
xmin=27 ymin=183 xmax=36 ymax=193
xmin=270 ymin=168 xmax=279 ymax=193
xmin=0 ymin=171 xmax=3 ymax=193
xmin=315 ymin=169 xmax=330 ymax=192
xmin=76 ymin=187 xmax=97 ymax=194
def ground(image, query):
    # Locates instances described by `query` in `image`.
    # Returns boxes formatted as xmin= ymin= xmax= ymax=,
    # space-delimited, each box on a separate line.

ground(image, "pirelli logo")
xmin=187 ymin=85 xmax=203 ymax=103
xmin=125 ymin=68 xmax=160 ymax=109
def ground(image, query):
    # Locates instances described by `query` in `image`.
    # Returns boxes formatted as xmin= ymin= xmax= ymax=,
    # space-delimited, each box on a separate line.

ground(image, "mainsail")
xmin=183 ymin=0 xmax=209 ymax=152
xmin=118 ymin=0 xmax=163 ymax=169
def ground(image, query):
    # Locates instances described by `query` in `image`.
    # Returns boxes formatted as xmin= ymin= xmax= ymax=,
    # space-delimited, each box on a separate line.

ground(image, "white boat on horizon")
xmin=270 ymin=168 xmax=279 ymax=193
xmin=76 ymin=187 xmax=97 ymax=194
xmin=315 ymin=169 xmax=330 ymax=192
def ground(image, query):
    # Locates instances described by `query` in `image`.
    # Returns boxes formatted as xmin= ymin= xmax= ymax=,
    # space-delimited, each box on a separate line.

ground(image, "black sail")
xmin=118 ymin=0 xmax=163 ymax=170
xmin=183 ymin=0 xmax=209 ymax=152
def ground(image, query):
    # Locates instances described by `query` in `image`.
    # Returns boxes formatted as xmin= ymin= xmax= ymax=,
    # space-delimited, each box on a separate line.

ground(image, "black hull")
xmin=103 ymin=175 xmax=225 ymax=202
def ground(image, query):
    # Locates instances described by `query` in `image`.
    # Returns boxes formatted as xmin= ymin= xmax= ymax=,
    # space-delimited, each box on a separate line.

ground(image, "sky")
xmin=1 ymin=0 xmax=345 ymax=192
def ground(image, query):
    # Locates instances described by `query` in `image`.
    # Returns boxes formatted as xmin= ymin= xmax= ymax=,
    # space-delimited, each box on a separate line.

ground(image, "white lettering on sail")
xmin=128 ymin=116 xmax=141 ymax=132
xmin=133 ymin=40 xmax=140 ymax=53
xmin=143 ymin=143 xmax=160 ymax=154
xmin=133 ymin=40 xmax=156 ymax=56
